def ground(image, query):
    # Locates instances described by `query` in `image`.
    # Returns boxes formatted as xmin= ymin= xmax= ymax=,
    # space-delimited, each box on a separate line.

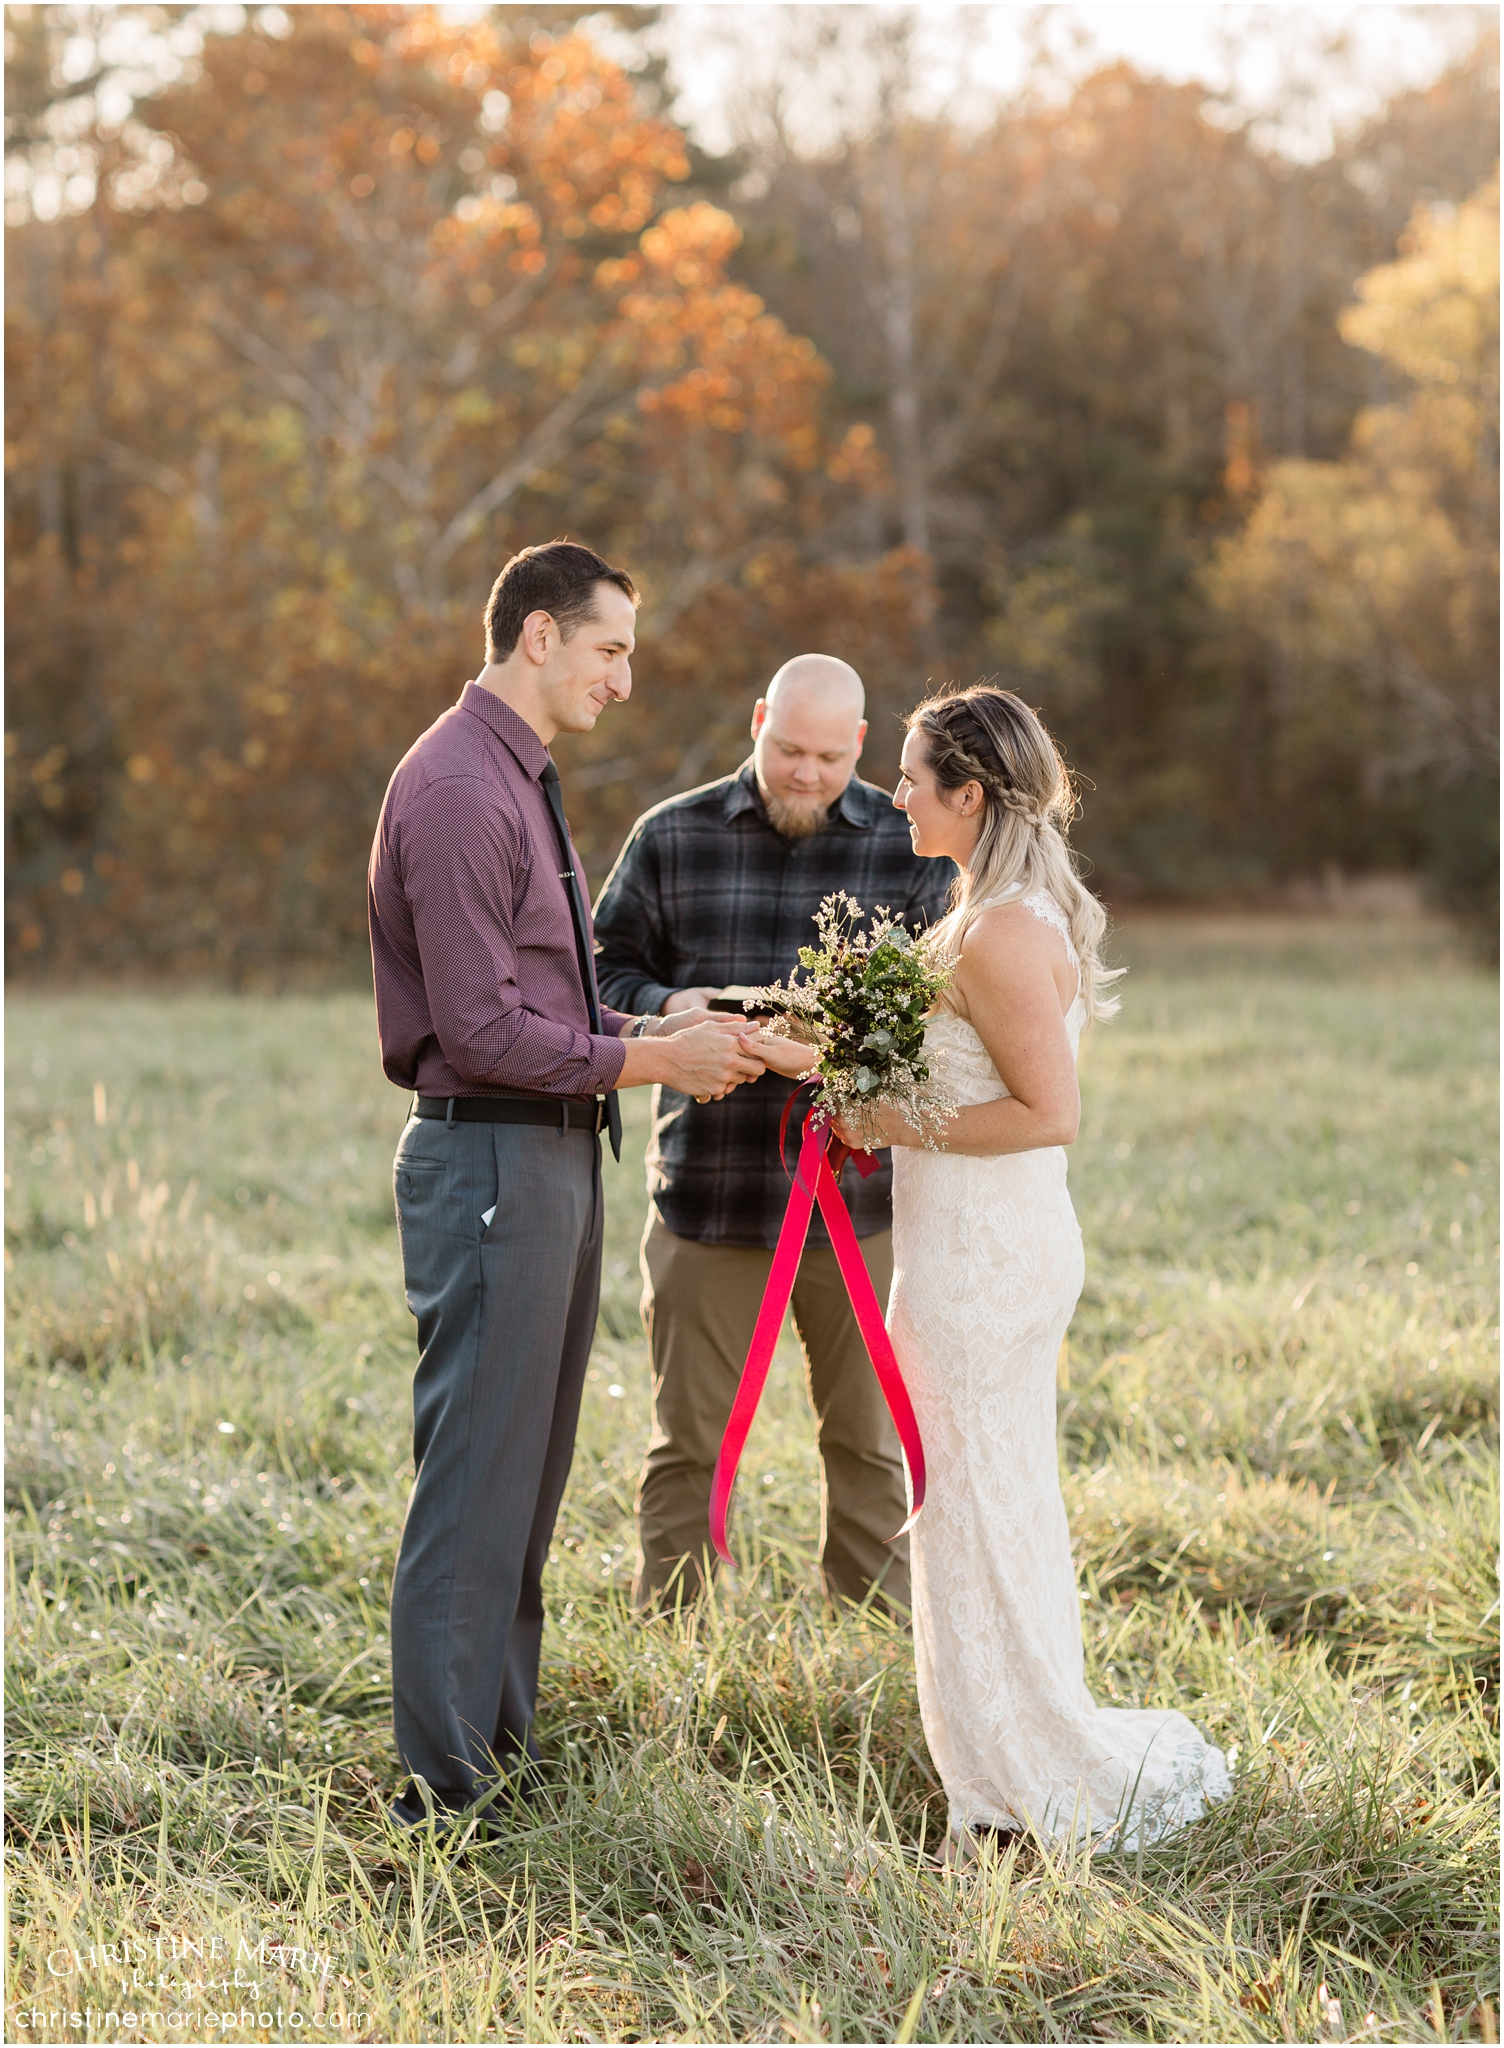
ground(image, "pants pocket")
xmin=393 ymin=1139 xmax=456 ymax=1323
xmin=396 ymin=1157 xmax=444 ymax=1202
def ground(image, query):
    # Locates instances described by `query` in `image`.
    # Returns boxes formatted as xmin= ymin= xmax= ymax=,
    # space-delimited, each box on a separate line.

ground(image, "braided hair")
xmin=909 ymin=686 xmax=1122 ymax=1023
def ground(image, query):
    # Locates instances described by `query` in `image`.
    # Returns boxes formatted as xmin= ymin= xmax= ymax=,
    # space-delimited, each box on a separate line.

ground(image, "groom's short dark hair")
xmin=485 ymin=541 xmax=639 ymax=662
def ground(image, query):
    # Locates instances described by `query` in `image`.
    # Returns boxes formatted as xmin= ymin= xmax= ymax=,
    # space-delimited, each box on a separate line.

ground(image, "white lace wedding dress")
xmin=889 ymin=889 xmax=1231 ymax=1850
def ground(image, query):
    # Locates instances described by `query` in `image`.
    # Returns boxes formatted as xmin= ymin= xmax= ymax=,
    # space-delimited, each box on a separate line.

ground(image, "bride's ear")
xmin=956 ymin=779 xmax=985 ymax=817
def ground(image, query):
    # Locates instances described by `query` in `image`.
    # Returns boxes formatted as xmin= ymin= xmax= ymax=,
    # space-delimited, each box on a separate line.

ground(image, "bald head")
xmin=764 ymin=654 xmax=866 ymax=719
xmin=751 ymin=653 xmax=868 ymax=840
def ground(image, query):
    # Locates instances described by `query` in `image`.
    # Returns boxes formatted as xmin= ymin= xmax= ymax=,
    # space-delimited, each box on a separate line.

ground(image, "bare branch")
xmin=1389 ymin=645 xmax=1500 ymax=769
xmin=203 ymin=301 xmax=430 ymax=512
xmin=98 ymin=438 xmax=189 ymax=499
xmin=924 ymin=259 xmax=1024 ymax=483
xmin=645 ymin=705 xmax=749 ymax=802
xmin=566 ymin=751 xmax=655 ymax=791
xmin=635 ymin=541 xmax=766 ymax=643
xmin=440 ymin=274 xmax=551 ymax=386
xmin=423 ymin=345 xmax=626 ymax=584
xmin=99 ymin=438 xmax=217 ymax=533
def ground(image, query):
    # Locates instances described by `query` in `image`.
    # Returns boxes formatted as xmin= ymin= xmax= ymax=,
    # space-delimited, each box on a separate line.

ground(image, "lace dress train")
xmin=889 ymin=892 xmax=1231 ymax=1849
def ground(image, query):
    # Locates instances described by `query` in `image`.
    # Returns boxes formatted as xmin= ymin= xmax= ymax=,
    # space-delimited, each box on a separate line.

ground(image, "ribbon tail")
xmin=830 ymin=1142 xmax=882 ymax=1181
xmin=708 ymin=1119 xmax=822 ymax=1569
xmin=813 ymin=1149 xmax=927 ymax=1534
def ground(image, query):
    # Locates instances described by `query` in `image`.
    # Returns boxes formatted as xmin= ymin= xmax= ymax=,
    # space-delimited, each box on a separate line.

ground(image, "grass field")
xmin=5 ymin=914 xmax=1498 ymax=2045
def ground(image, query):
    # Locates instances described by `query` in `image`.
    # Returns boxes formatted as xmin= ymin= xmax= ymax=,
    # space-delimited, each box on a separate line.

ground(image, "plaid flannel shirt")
xmin=593 ymin=763 xmax=955 ymax=1249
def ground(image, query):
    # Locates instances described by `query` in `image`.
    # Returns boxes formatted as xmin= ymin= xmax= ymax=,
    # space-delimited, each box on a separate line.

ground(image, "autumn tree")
xmin=7 ymin=6 xmax=1499 ymax=969
xmin=722 ymin=16 xmax=1499 ymax=893
xmin=6 ymin=4 xmax=913 ymax=977
xmin=1204 ymin=173 xmax=1499 ymax=943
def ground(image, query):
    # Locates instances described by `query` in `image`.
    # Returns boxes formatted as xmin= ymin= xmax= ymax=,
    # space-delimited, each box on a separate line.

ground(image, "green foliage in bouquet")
xmin=746 ymin=891 xmax=957 ymax=1147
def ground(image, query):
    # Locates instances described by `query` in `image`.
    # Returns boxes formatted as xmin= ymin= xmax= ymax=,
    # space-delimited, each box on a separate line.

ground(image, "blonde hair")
xmin=908 ymin=686 xmax=1122 ymax=1023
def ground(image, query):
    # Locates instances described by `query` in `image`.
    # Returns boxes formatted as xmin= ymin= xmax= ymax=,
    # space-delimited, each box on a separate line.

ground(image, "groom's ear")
xmin=520 ymin=609 xmax=555 ymax=665
xmin=750 ymin=698 xmax=768 ymax=739
xmin=853 ymin=719 xmax=868 ymax=759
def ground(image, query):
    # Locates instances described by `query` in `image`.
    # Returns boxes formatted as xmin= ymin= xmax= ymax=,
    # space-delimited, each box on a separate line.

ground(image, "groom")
xmin=368 ymin=541 xmax=765 ymax=1828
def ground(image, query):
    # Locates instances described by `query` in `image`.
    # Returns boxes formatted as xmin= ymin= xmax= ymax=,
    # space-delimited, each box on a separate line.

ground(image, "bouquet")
xmin=743 ymin=891 xmax=956 ymax=1149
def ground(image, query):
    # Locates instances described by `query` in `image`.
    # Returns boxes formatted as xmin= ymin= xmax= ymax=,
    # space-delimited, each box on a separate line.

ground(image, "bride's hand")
xmin=738 ymin=1026 xmax=821 ymax=1081
xmin=832 ymin=1104 xmax=921 ymax=1151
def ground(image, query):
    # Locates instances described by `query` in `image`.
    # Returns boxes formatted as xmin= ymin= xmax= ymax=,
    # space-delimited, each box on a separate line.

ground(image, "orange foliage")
xmin=6 ymin=6 xmax=920 ymax=979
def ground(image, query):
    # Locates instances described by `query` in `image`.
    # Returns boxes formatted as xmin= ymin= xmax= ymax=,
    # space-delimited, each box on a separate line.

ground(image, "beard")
xmin=762 ymin=789 xmax=832 ymax=840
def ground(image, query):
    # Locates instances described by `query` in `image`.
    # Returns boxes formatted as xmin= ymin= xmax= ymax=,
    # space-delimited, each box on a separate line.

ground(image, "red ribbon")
xmin=708 ymin=1101 xmax=927 ymax=1569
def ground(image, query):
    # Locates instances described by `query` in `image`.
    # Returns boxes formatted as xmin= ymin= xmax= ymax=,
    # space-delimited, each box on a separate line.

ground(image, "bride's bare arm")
xmin=835 ymin=907 xmax=1079 ymax=1155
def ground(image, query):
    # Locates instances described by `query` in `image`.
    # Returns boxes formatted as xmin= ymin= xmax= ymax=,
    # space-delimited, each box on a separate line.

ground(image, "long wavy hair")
xmin=908 ymin=685 xmax=1122 ymax=1023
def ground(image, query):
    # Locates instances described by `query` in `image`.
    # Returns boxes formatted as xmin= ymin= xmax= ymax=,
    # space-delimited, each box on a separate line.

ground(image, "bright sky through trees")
xmin=659 ymin=4 xmax=1492 ymax=161
xmin=9 ymin=3 xmax=1486 ymax=224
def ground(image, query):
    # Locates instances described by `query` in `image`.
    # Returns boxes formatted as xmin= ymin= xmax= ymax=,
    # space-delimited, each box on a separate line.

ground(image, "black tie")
xmin=540 ymin=759 xmax=622 ymax=1161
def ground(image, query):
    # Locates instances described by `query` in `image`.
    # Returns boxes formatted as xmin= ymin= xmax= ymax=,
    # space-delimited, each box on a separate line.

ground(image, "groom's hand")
xmin=661 ymin=987 xmax=722 ymax=1014
xmin=658 ymin=1015 xmax=766 ymax=1101
xmin=655 ymin=1006 xmax=726 ymax=1039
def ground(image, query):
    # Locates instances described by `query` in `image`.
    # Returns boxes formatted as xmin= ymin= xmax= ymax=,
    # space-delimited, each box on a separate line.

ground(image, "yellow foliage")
xmin=1205 ymin=172 xmax=1498 ymax=792
xmin=1341 ymin=172 xmax=1499 ymax=400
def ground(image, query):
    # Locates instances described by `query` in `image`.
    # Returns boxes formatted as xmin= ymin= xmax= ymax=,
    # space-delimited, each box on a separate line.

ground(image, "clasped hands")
xmin=650 ymin=992 xmax=917 ymax=1140
xmin=657 ymin=987 xmax=820 ymax=1103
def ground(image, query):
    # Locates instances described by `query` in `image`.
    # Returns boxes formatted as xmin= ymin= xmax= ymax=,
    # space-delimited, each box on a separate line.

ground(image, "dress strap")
xmin=1020 ymin=890 xmax=1078 ymax=960
xmin=967 ymin=886 xmax=1084 ymax=1009
xmin=1021 ymin=891 xmax=1083 ymax=1009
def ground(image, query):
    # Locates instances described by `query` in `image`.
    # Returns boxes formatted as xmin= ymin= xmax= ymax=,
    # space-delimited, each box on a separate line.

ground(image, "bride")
xmin=821 ymin=685 xmax=1232 ymax=1857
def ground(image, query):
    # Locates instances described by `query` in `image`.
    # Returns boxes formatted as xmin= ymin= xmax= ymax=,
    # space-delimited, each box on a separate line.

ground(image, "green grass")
xmin=5 ymin=913 xmax=1498 ymax=2044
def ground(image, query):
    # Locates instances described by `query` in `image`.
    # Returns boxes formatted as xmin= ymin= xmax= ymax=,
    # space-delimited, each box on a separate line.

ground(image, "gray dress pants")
xmin=389 ymin=1112 xmax=602 ymax=1817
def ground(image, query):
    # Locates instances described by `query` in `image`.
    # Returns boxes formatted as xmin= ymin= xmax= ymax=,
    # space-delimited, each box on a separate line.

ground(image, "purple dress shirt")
xmin=368 ymin=682 xmax=629 ymax=1101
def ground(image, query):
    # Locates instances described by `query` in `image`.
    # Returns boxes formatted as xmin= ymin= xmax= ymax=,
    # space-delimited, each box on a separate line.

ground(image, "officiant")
xmin=594 ymin=656 xmax=953 ymax=1614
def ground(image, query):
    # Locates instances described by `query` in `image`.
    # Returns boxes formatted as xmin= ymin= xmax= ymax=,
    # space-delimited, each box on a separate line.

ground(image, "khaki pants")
xmin=632 ymin=1209 xmax=911 ymax=1614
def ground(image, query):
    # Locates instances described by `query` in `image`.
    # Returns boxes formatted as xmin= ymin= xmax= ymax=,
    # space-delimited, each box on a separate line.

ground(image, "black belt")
xmin=413 ymin=1094 xmax=606 ymax=1133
